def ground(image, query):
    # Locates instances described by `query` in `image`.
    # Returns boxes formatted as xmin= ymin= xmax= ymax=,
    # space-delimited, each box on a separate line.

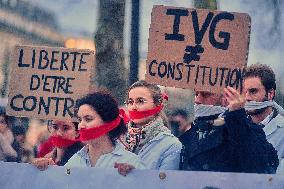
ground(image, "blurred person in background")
xmin=10 ymin=124 xmax=27 ymax=162
xmin=169 ymin=108 xmax=191 ymax=137
xmin=0 ymin=107 xmax=17 ymax=161
xmin=37 ymin=130 xmax=54 ymax=158
xmin=25 ymin=119 xmax=50 ymax=158
xmin=31 ymin=120 xmax=84 ymax=169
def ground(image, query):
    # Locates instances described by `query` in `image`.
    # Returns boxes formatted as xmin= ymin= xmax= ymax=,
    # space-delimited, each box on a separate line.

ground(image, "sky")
xmin=30 ymin=0 xmax=284 ymax=87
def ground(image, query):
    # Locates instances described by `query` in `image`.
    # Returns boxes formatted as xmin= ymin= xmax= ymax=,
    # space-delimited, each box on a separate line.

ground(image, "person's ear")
xmin=267 ymin=89 xmax=275 ymax=100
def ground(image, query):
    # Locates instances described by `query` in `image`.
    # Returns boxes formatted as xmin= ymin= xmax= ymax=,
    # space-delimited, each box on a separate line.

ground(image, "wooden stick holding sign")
xmin=146 ymin=5 xmax=251 ymax=93
xmin=7 ymin=45 xmax=94 ymax=121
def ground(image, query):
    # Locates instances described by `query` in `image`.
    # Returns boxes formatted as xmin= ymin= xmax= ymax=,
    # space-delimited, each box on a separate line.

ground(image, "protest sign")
xmin=146 ymin=5 xmax=251 ymax=93
xmin=0 ymin=162 xmax=283 ymax=189
xmin=7 ymin=45 xmax=94 ymax=120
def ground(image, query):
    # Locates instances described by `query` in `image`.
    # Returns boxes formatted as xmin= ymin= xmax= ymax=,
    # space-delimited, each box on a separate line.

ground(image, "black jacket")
xmin=179 ymin=109 xmax=279 ymax=174
xmin=54 ymin=142 xmax=84 ymax=166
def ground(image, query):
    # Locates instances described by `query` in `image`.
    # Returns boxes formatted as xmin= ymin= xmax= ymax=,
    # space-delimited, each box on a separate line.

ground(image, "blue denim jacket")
xmin=65 ymin=142 xmax=146 ymax=169
xmin=137 ymin=131 xmax=182 ymax=170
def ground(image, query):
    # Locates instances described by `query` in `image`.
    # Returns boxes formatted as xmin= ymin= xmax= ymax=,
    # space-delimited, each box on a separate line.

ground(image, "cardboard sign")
xmin=145 ymin=6 xmax=251 ymax=93
xmin=7 ymin=45 xmax=94 ymax=120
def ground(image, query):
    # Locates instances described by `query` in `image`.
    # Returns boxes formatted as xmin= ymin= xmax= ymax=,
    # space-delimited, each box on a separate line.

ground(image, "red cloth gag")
xmin=50 ymin=135 xmax=78 ymax=148
xmin=119 ymin=108 xmax=130 ymax=124
xmin=79 ymin=116 xmax=121 ymax=141
xmin=128 ymin=104 xmax=164 ymax=120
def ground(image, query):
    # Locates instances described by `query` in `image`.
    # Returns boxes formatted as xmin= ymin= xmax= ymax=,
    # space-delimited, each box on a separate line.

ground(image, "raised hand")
xmin=223 ymin=86 xmax=245 ymax=112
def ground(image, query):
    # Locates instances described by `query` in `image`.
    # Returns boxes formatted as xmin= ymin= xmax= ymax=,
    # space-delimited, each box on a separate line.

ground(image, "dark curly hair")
xmin=75 ymin=90 xmax=127 ymax=145
xmin=243 ymin=64 xmax=276 ymax=92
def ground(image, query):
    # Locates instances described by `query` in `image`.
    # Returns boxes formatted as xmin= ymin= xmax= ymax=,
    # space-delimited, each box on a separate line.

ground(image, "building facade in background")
xmin=0 ymin=0 xmax=64 ymax=97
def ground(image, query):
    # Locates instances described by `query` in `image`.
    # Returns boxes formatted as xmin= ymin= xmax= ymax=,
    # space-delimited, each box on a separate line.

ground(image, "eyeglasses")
xmin=124 ymin=98 xmax=154 ymax=107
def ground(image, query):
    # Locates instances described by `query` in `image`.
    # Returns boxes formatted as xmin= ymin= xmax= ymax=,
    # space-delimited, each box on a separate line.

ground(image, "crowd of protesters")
xmin=0 ymin=63 xmax=283 ymax=175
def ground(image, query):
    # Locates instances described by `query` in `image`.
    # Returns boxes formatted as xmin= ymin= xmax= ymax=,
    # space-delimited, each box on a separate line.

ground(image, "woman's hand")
xmin=30 ymin=158 xmax=55 ymax=171
xmin=224 ymin=86 xmax=245 ymax=112
xmin=114 ymin=162 xmax=135 ymax=176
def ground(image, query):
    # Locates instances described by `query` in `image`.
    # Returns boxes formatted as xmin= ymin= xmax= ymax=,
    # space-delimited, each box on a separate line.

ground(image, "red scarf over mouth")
xmin=79 ymin=116 xmax=121 ymax=141
xmin=128 ymin=104 xmax=164 ymax=120
xmin=50 ymin=135 xmax=78 ymax=148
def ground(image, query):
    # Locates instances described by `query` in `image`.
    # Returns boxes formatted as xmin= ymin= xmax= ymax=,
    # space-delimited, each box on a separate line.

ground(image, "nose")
xmin=78 ymin=121 xmax=86 ymax=130
xmin=194 ymin=94 xmax=202 ymax=104
xmin=55 ymin=129 xmax=64 ymax=136
xmin=128 ymin=103 xmax=138 ymax=111
xmin=244 ymin=91 xmax=252 ymax=101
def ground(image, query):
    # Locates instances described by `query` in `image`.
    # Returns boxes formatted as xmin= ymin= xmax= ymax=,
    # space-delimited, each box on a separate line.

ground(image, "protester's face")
xmin=243 ymin=77 xmax=274 ymax=102
xmin=127 ymin=87 xmax=156 ymax=125
xmin=49 ymin=120 xmax=77 ymax=140
xmin=0 ymin=116 xmax=7 ymax=133
xmin=194 ymin=91 xmax=222 ymax=106
xmin=243 ymin=77 xmax=274 ymax=115
xmin=77 ymin=104 xmax=104 ymax=130
xmin=171 ymin=115 xmax=186 ymax=132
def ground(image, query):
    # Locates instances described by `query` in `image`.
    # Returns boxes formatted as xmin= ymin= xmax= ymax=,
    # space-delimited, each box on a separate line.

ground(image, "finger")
xmin=40 ymin=165 xmax=48 ymax=171
xmin=225 ymin=87 xmax=237 ymax=97
xmin=114 ymin=162 xmax=119 ymax=168
xmin=117 ymin=167 xmax=126 ymax=176
xmin=226 ymin=86 xmax=236 ymax=93
xmin=49 ymin=159 xmax=56 ymax=165
xmin=227 ymin=87 xmax=242 ymax=99
xmin=224 ymin=88 xmax=234 ymax=101
xmin=127 ymin=164 xmax=135 ymax=170
xmin=225 ymin=87 xmax=243 ymax=103
xmin=120 ymin=170 xmax=127 ymax=176
xmin=122 ymin=164 xmax=135 ymax=175
xmin=38 ymin=163 xmax=48 ymax=171
xmin=37 ymin=159 xmax=50 ymax=170
xmin=114 ymin=162 xmax=125 ymax=168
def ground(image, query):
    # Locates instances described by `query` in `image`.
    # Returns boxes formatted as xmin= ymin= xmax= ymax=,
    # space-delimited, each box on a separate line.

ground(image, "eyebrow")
xmin=248 ymin=88 xmax=258 ymax=90
xmin=62 ymin=124 xmax=72 ymax=127
xmin=79 ymin=115 xmax=93 ymax=119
